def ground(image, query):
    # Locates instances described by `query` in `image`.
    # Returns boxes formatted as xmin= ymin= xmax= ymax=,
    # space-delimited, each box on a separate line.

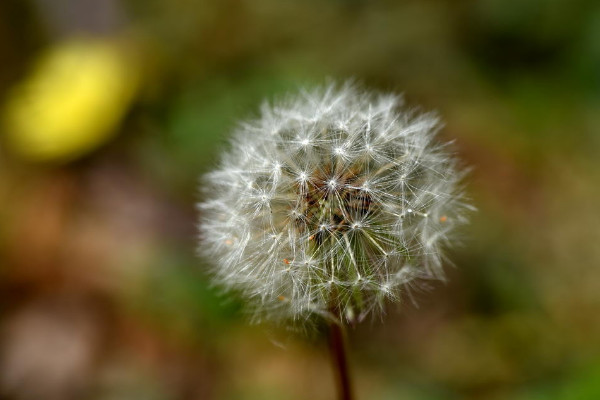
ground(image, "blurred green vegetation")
xmin=1 ymin=0 xmax=599 ymax=399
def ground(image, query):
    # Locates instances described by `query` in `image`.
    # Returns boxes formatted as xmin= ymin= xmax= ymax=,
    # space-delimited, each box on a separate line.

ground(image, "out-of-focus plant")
xmin=198 ymin=83 xmax=472 ymax=399
xmin=2 ymin=38 xmax=140 ymax=162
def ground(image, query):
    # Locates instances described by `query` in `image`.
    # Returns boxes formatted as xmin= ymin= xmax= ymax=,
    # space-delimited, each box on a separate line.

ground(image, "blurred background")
xmin=1 ymin=0 xmax=599 ymax=399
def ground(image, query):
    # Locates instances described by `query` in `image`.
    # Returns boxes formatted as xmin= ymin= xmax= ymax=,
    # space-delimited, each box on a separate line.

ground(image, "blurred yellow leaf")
xmin=3 ymin=38 xmax=140 ymax=162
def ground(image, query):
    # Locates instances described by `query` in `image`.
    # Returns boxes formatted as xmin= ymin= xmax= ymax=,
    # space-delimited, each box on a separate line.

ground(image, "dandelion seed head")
xmin=198 ymin=83 xmax=471 ymax=326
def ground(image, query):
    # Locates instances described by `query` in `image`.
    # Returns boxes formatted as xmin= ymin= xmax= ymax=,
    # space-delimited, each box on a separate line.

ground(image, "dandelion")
xmin=198 ymin=82 xmax=471 ymax=399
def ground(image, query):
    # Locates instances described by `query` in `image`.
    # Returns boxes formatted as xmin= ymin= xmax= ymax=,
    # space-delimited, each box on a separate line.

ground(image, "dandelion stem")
xmin=328 ymin=321 xmax=355 ymax=400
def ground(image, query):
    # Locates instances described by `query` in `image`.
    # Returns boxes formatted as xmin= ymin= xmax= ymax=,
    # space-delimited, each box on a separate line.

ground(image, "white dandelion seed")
xmin=198 ymin=82 xmax=472 ymax=325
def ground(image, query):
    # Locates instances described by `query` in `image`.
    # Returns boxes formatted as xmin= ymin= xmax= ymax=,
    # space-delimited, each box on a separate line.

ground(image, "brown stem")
xmin=328 ymin=321 xmax=355 ymax=400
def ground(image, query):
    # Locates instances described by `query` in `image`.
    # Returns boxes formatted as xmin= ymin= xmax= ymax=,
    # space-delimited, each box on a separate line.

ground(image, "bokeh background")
xmin=1 ymin=0 xmax=599 ymax=399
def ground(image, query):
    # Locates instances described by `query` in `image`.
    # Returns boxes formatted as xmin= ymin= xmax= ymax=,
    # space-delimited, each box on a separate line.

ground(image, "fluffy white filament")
xmin=198 ymin=83 xmax=471 ymax=325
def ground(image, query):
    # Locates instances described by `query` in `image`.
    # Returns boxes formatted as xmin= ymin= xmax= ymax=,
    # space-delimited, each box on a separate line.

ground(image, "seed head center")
xmin=294 ymin=166 xmax=373 ymax=242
